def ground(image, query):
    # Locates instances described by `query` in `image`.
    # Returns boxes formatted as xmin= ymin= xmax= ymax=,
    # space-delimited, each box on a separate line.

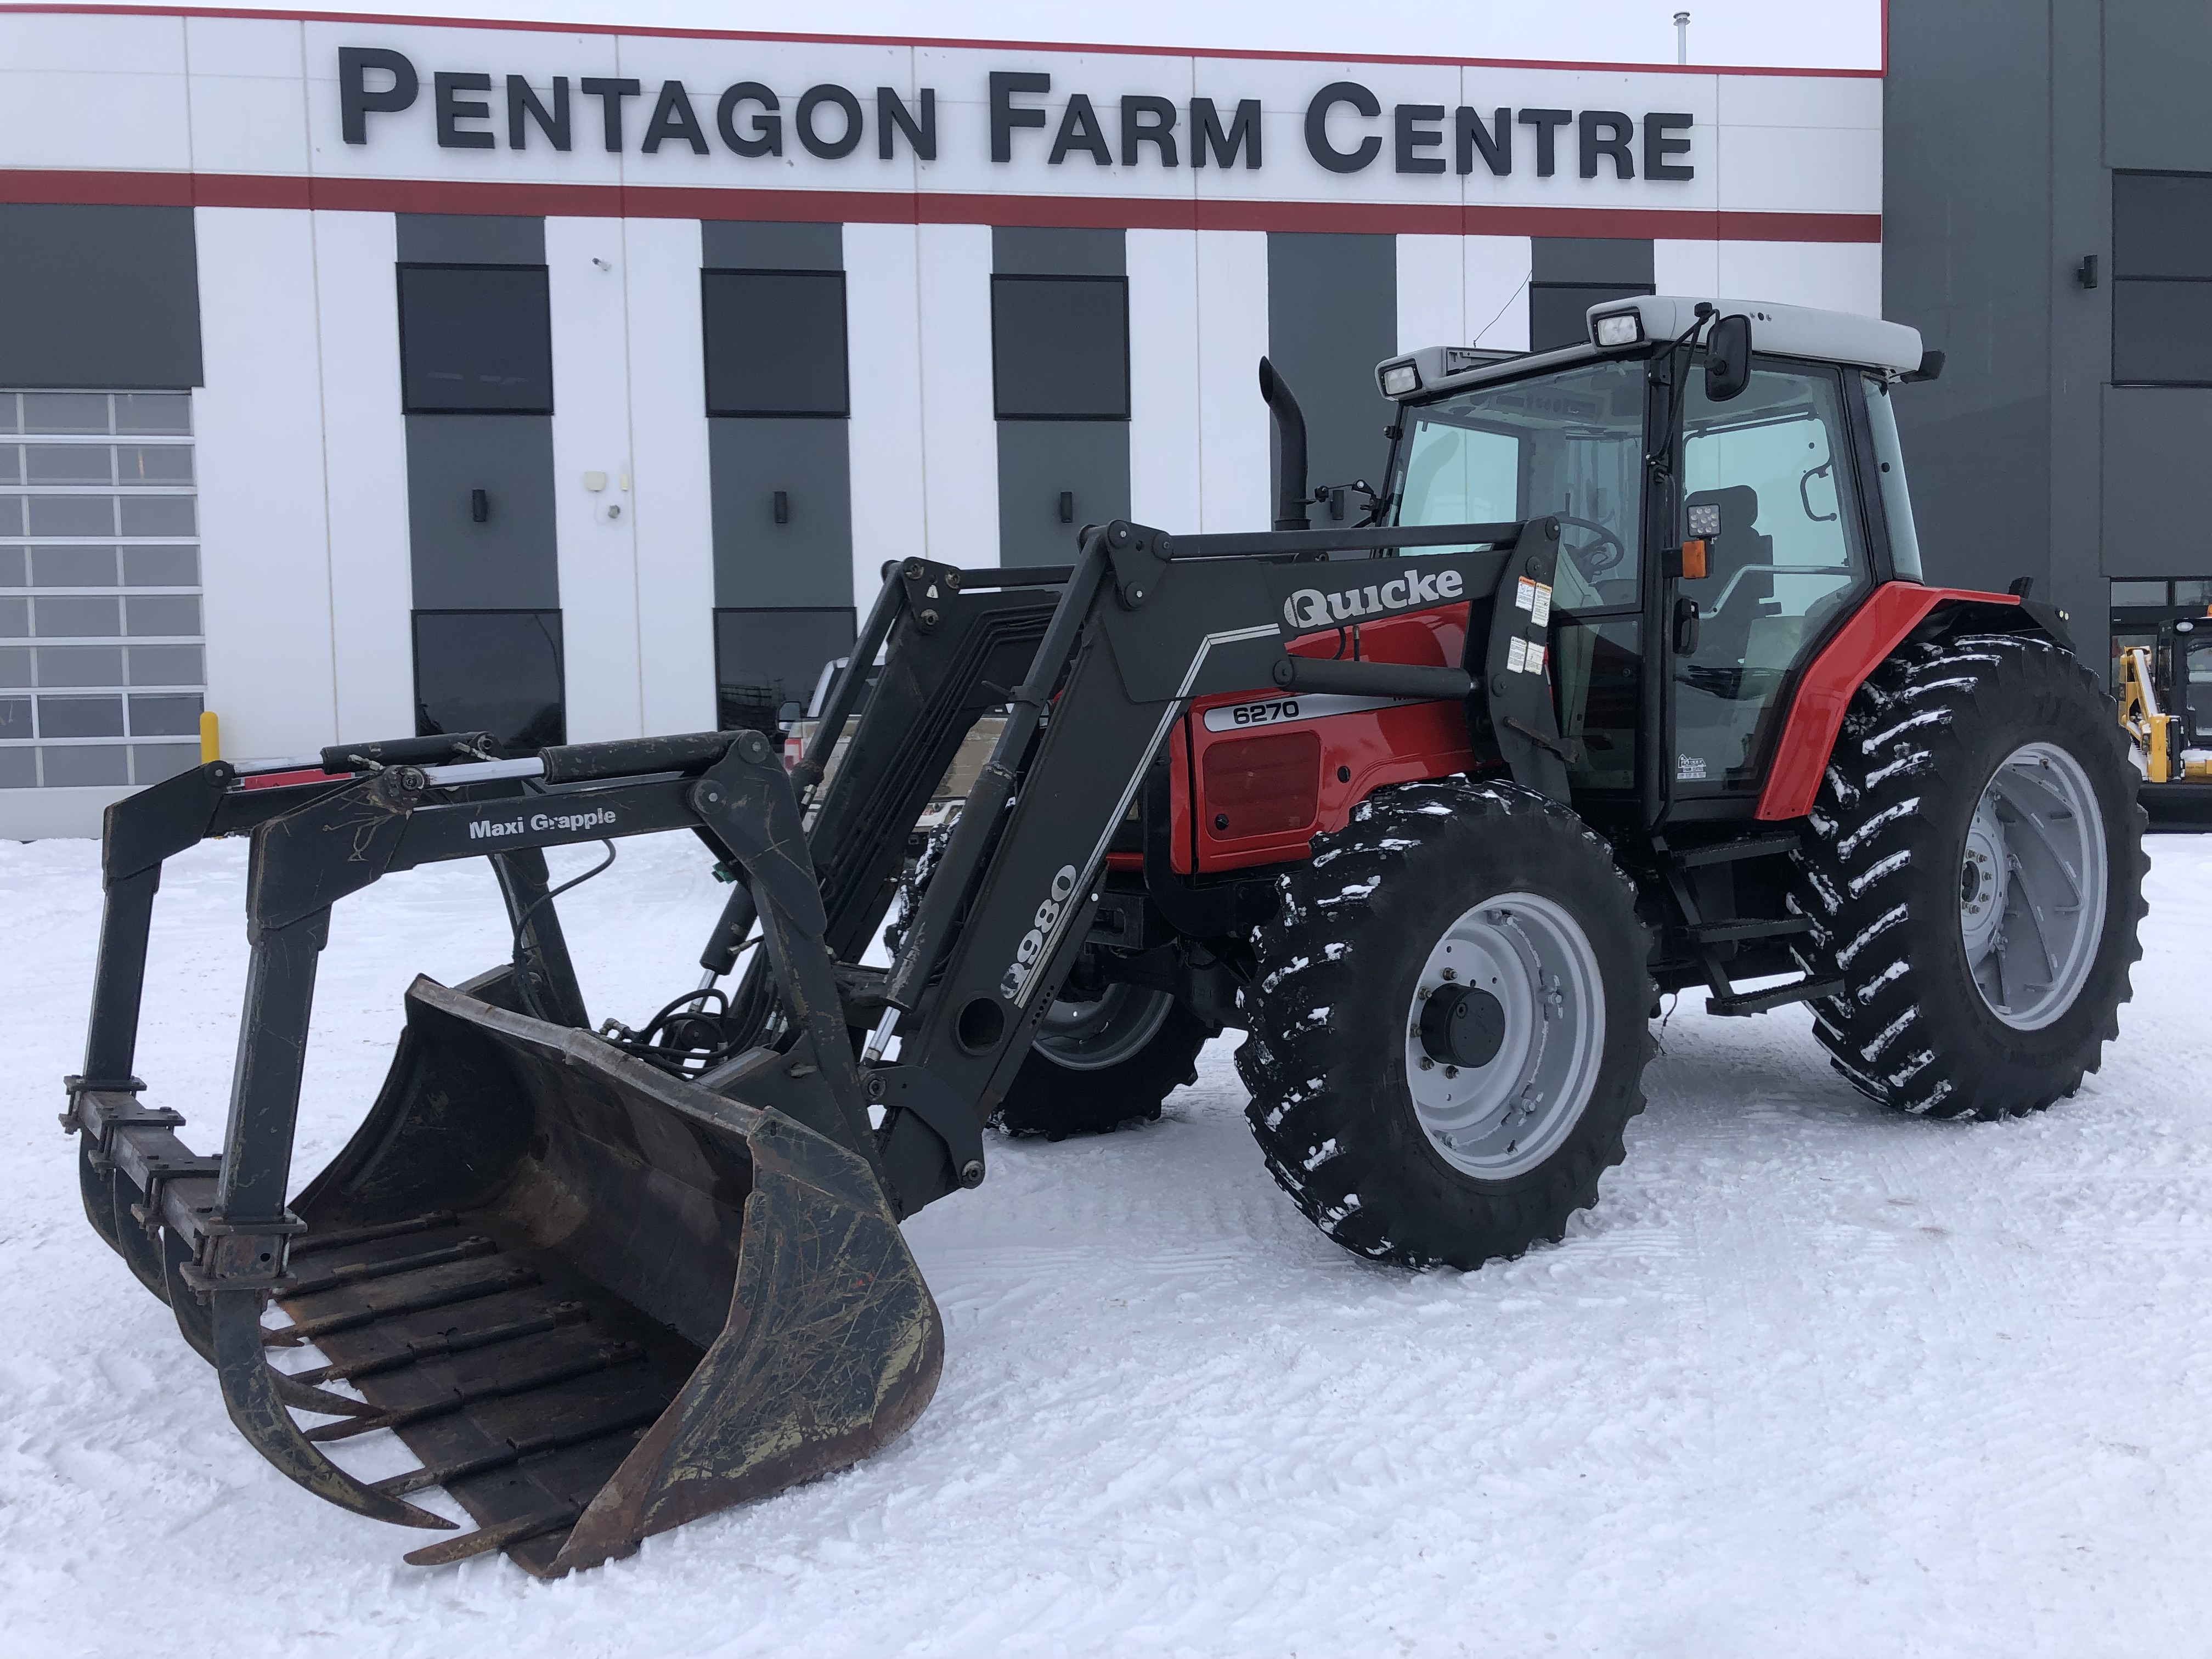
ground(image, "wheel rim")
xmin=1034 ymin=984 xmax=1175 ymax=1071
xmin=1402 ymin=892 xmax=1606 ymax=1179
xmin=1961 ymin=741 xmax=2109 ymax=1030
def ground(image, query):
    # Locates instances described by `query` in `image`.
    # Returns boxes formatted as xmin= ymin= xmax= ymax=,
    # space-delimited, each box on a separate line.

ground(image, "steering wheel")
xmin=1552 ymin=514 xmax=1627 ymax=573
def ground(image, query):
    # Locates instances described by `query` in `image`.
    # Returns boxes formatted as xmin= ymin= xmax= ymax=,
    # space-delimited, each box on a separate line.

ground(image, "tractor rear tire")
xmin=1237 ymin=778 xmax=1654 ymax=1271
xmin=1791 ymin=631 xmax=2147 ymax=1119
xmin=991 ymin=990 xmax=1214 ymax=1139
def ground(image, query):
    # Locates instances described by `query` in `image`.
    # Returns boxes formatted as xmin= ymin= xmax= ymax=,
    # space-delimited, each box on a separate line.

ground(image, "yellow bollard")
xmin=199 ymin=710 xmax=219 ymax=764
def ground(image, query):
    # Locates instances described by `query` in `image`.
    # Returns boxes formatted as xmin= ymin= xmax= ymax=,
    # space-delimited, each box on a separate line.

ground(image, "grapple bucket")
xmin=273 ymin=972 xmax=941 ymax=1575
xmin=67 ymin=726 xmax=968 ymax=1576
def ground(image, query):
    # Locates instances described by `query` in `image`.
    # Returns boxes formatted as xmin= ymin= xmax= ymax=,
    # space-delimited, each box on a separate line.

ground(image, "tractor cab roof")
xmin=1378 ymin=295 xmax=1931 ymax=405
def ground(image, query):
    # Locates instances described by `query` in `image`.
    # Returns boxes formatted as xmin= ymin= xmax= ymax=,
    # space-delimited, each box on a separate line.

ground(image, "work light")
xmin=1592 ymin=310 xmax=1643 ymax=347
xmin=1380 ymin=360 xmax=1422 ymax=397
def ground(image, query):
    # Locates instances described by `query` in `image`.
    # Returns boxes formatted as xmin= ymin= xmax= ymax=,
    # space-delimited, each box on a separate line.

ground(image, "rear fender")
xmin=1754 ymin=583 xmax=2050 ymax=822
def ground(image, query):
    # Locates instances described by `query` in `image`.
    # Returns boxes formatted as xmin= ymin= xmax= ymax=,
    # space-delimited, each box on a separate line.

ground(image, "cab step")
xmin=1706 ymin=975 xmax=1843 ymax=1018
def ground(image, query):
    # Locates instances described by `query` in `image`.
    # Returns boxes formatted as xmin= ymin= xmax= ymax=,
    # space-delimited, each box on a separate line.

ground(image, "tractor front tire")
xmin=991 ymin=989 xmax=1214 ymax=1139
xmin=1238 ymin=778 xmax=1654 ymax=1271
xmin=1791 ymin=631 xmax=2147 ymax=1119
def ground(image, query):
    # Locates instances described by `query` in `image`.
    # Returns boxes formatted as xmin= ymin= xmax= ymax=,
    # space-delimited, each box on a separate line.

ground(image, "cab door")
xmin=1666 ymin=359 xmax=1875 ymax=799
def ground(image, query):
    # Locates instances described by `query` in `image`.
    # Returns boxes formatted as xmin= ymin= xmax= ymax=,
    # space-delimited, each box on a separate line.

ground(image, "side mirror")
xmin=1703 ymin=313 xmax=1752 ymax=403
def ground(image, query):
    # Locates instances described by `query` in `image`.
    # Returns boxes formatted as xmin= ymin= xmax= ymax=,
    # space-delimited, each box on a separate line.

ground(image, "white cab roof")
xmin=1384 ymin=295 xmax=1928 ymax=403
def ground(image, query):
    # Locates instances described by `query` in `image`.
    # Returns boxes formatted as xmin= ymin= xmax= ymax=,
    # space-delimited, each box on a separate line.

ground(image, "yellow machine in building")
xmin=2118 ymin=617 xmax=2212 ymax=828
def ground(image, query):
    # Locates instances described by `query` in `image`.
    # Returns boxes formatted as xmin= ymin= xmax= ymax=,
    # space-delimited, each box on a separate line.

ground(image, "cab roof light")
xmin=1379 ymin=359 xmax=1422 ymax=398
xmin=1592 ymin=310 xmax=1644 ymax=348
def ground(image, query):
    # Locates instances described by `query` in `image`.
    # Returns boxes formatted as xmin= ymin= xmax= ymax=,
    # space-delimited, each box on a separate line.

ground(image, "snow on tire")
xmin=1236 ymin=778 xmax=1655 ymax=1271
xmin=1790 ymin=631 xmax=2147 ymax=1119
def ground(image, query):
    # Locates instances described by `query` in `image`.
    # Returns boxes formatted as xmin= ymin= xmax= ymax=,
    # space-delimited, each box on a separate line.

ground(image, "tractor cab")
xmin=1375 ymin=296 xmax=1940 ymax=825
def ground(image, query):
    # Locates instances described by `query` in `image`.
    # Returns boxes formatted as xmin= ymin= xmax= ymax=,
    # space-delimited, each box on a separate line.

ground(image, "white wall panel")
xmin=184 ymin=15 xmax=311 ymax=177
xmin=312 ymin=210 xmax=413 ymax=744
xmin=1128 ymin=228 xmax=1203 ymax=531
xmin=621 ymin=216 xmax=717 ymax=738
xmin=1718 ymin=241 xmax=1884 ymax=316
xmin=546 ymin=216 xmax=643 ymax=743
xmin=914 ymin=223 xmax=998 ymax=563
xmin=845 ymin=222 xmax=929 ymax=595
xmin=0 ymin=12 xmax=190 ymax=173
xmin=1654 ymin=239 xmax=1722 ymax=304
xmin=1466 ymin=236 xmax=1533 ymax=352
xmin=1194 ymin=230 xmax=1271 ymax=534
xmin=193 ymin=206 xmax=338 ymax=759
xmin=1396 ymin=235 xmax=1464 ymax=354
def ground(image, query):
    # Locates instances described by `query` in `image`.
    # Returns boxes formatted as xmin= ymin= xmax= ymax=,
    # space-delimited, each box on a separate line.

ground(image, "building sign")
xmin=338 ymin=49 xmax=1694 ymax=186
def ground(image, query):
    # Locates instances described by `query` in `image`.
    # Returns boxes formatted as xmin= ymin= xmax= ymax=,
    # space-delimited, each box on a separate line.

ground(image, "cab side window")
xmin=1673 ymin=361 xmax=1871 ymax=790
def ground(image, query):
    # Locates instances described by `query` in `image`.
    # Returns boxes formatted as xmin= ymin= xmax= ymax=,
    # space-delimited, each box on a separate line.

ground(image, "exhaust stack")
xmin=1259 ymin=357 xmax=1311 ymax=533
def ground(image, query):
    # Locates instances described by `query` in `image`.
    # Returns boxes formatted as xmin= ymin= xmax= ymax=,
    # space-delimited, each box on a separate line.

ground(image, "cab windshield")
xmin=1386 ymin=358 xmax=1645 ymax=611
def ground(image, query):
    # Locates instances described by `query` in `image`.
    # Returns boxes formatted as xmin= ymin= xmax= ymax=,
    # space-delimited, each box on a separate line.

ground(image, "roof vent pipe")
xmin=1258 ymin=356 xmax=1311 ymax=532
xmin=1674 ymin=10 xmax=1690 ymax=65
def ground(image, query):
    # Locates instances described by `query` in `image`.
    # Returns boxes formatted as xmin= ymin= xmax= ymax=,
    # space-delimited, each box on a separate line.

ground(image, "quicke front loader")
xmin=68 ymin=296 xmax=2146 ymax=1573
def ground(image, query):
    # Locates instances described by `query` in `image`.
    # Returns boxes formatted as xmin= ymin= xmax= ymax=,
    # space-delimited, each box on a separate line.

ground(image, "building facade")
xmin=1882 ymin=0 xmax=2212 ymax=682
xmin=0 ymin=8 xmax=1883 ymax=835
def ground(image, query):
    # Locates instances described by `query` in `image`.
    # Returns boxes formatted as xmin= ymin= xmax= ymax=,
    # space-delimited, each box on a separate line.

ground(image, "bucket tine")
xmin=156 ymin=1229 xmax=373 ymax=1416
xmin=210 ymin=1287 xmax=456 ymax=1531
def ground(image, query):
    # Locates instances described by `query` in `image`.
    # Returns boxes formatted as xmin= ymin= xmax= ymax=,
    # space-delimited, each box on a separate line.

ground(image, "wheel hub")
xmin=1402 ymin=893 xmax=1605 ymax=1180
xmin=1419 ymin=984 xmax=1508 ymax=1068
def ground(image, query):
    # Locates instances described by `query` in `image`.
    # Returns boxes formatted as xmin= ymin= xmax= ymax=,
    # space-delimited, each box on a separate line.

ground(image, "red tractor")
xmin=70 ymin=295 xmax=2144 ymax=1571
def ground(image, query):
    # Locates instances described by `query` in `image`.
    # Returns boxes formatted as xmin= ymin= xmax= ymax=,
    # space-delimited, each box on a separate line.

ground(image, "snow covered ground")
xmin=1 ymin=830 xmax=2207 ymax=1659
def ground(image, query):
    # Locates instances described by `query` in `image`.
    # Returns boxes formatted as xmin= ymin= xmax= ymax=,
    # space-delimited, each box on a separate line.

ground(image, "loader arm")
xmin=866 ymin=516 xmax=1570 ymax=1205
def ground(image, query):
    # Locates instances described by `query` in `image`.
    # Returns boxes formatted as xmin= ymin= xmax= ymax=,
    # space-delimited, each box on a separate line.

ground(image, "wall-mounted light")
xmin=1057 ymin=490 xmax=1074 ymax=524
xmin=2076 ymin=254 xmax=2100 ymax=289
xmin=470 ymin=488 xmax=489 ymax=523
xmin=774 ymin=490 xmax=790 ymax=525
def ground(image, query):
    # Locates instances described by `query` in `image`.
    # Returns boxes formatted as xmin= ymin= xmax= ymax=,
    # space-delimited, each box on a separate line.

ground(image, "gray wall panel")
xmin=996 ymin=421 xmax=1131 ymax=566
xmin=0 ymin=205 xmax=202 ymax=388
xmin=2104 ymin=0 xmax=2212 ymax=171
xmin=702 ymin=221 xmax=842 ymax=270
xmin=2102 ymin=387 xmax=2212 ymax=578
xmin=992 ymin=227 xmax=1125 ymax=276
xmin=1531 ymin=238 xmax=1654 ymax=286
xmin=396 ymin=213 xmax=545 ymax=264
xmin=1266 ymin=233 xmax=1397 ymax=507
xmin=710 ymin=419 xmax=853 ymax=605
xmin=405 ymin=414 xmax=560 ymax=609
xmin=1882 ymin=0 xmax=2057 ymax=600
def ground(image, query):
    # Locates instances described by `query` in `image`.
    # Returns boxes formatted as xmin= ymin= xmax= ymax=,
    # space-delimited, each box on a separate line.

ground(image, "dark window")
xmin=1529 ymin=283 xmax=1654 ymax=353
xmin=714 ymin=607 xmax=855 ymax=734
xmin=398 ymin=264 xmax=555 ymax=414
xmin=992 ymin=275 xmax=1130 ymax=419
xmin=2114 ymin=172 xmax=2212 ymax=387
xmin=413 ymin=609 xmax=565 ymax=751
xmin=702 ymin=270 xmax=849 ymax=417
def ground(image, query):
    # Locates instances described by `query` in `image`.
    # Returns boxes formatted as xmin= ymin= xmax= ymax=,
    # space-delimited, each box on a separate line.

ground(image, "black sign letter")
xmin=1306 ymin=82 xmax=1381 ymax=173
xmin=1516 ymin=108 xmax=1571 ymax=177
xmin=1579 ymin=110 xmax=1634 ymax=179
xmin=1456 ymin=106 xmax=1509 ymax=176
xmin=435 ymin=72 xmax=494 ymax=150
xmin=507 ymin=76 xmax=570 ymax=151
xmin=1395 ymin=104 xmax=1445 ymax=174
xmin=798 ymin=84 xmax=864 ymax=159
xmin=1122 ymin=95 xmax=1178 ymax=167
xmin=879 ymin=87 xmax=936 ymax=160
xmin=1049 ymin=93 xmax=1112 ymax=166
xmin=1190 ymin=98 xmax=1260 ymax=169
xmin=991 ymin=71 xmax=1051 ymax=162
xmin=579 ymin=77 xmax=642 ymax=151
xmin=339 ymin=47 xmax=417 ymax=145
xmin=715 ymin=83 xmax=782 ymax=157
xmin=644 ymin=81 xmax=710 ymax=155
xmin=1644 ymin=112 xmax=1695 ymax=180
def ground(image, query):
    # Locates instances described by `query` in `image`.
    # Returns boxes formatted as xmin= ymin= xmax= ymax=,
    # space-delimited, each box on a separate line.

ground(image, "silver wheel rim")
xmin=1402 ymin=891 xmax=1606 ymax=1179
xmin=1034 ymin=984 xmax=1175 ymax=1071
xmin=1961 ymin=741 xmax=2108 ymax=1030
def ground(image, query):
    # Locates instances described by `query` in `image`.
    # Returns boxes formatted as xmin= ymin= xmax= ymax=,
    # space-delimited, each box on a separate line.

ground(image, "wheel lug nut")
xmin=1418 ymin=1056 xmax=1434 ymax=1070
xmin=1441 ymin=967 xmax=1458 ymax=980
xmin=1443 ymin=1065 xmax=1459 ymax=1079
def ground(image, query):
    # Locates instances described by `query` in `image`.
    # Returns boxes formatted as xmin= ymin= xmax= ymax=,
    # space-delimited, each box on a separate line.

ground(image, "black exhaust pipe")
xmin=1258 ymin=356 xmax=1311 ymax=532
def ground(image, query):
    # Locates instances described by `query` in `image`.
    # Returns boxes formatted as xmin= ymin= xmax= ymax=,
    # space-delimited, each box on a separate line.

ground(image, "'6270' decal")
xmin=1201 ymin=692 xmax=1406 ymax=732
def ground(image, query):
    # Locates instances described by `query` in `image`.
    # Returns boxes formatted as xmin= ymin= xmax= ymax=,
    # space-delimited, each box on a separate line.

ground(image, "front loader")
xmin=69 ymin=295 xmax=2145 ymax=1573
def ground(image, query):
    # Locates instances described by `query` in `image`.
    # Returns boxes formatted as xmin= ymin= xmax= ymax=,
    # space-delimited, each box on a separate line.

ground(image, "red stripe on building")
xmin=0 ymin=170 xmax=1881 ymax=242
